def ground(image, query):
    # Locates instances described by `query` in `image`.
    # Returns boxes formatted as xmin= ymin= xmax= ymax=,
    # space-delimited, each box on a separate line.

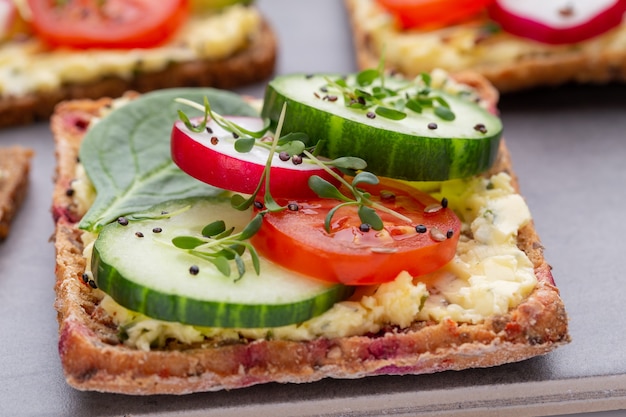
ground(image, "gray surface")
xmin=1 ymin=1 xmax=625 ymax=416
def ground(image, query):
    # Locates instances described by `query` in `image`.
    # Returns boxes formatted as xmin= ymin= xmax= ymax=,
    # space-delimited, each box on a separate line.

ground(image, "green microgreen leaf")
xmin=375 ymin=106 xmax=407 ymax=120
xmin=172 ymin=236 xmax=206 ymax=249
xmin=434 ymin=105 xmax=456 ymax=121
xmin=202 ymin=220 xmax=226 ymax=237
xmin=420 ymin=72 xmax=432 ymax=86
xmin=239 ymin=213 xmax=263 ymax=241
xmin=308 ymin=176 xmax=350 ymax=201
xmin=208 ymin=256 xmax=231 ymax=277
xmin=325 ymin=156 xmax=367 ymax=170
xmin=276 ymin=140 xmax=306 ymax=157
xmin=277 ymin=132 xmax=310 ymax=146
xmin=324 ymin=202 xmax=356 ymax=233
xmin=358 ymin=205 xmax=384 ymax=231
xmin=352 ymin=171 xmax=380 ymax=187
xmin=406 ymin=99 xmax=423 ymax=113
xmin=356 ymin=68 xmax=380 ymax=86
xmin=234 ymin=137 xmax=256 ymax=153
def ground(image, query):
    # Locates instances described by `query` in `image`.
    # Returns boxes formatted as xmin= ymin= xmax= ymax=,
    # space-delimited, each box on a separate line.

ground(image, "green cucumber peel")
xmin=262 ymin=70 xmax=503 ymax=181
xmin=78 ymin=88 xmax=258 ymax=232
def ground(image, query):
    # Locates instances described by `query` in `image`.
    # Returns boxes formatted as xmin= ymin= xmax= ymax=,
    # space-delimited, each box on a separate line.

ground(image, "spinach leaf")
xmin=78 ymin=88 xmax=258 ymax=232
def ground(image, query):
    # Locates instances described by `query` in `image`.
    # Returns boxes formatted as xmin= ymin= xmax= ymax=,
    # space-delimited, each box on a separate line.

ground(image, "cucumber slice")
xmin=262 ymin=73 xmax=503 ymax=181
xmin=92 ymin=197 xmax=352 ymax=328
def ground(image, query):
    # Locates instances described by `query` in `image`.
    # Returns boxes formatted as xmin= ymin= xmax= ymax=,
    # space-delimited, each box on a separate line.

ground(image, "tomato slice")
xmin=488 ymin=0 xmax=626 ymax=45
xmin=376 ymin=0 xmax=495 ymax=30
xmin=171 ymin=116 xmax=343 ymax=199
xmin=251 ymin=177 xmax=461 ymax=286
xmin=26 ymin=0 xmax=189 ymax=49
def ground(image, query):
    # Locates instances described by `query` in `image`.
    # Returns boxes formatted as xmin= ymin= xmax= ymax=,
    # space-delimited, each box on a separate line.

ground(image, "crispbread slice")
xmin=344 ymin=0 xmax=626 ymax=92
xmin=0 ymin=146 xmax=33 ymax=240
xmin=0 ymin=15 xmax=277 ymax=129
xmin=50 ymin=78 xmax=569 ymax=395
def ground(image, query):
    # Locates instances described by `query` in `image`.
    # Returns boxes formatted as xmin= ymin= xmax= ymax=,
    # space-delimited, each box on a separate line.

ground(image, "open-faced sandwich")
xmin=51 ymin=67 xmax=570 ymax=394
xmin=0 ymin=0 xmax=276 ymax=128
xmin=345 ymin=0 xmax=626 ymax=92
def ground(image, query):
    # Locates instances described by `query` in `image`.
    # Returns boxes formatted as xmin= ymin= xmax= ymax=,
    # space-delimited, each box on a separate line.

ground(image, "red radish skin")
xmin=171 ymin=117 xmax=342 ymax=199
xmin=489 ymin=0 xmax=626 ymax=44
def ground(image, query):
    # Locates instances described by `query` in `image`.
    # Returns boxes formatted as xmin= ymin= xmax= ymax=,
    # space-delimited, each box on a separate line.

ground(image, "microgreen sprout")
xmin=322 ymin=68 xmax=456 ymax=122
xmin=171 ymin=214 xmax=263 ymax=281
xmin=303 ymin=150 xmax=412 ymax=233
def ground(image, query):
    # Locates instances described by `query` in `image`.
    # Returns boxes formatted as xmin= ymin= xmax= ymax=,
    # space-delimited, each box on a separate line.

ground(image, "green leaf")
xmin=277 ymin=132 xmax=310 ymax=146
xmin=435 ymin=105 xmax=456 ymax=121
xmin=239 ymin=213 xmax=263 ymax=240
xmin=324 ymin=202 xmax=354 ymax=233
xmin=249 ymin=245 xmax=261 ymax=275
xmin=406 ymin=99 xmax=423 ymax=114
xmin=277 ymin=140 xmax=306 ymax=157
xmin=209 ymin=256 xmax=231 ymax=277
xmin=420 ymin=72 xmax=432 ymax=86
xmin=356 ymin=68 xmax=380 ymax=86
xmin=201 ymin=220 xmax=226 ymax=237
xmin=352 ymin=171 xmax=379 ymax=187
xmin=327 ymin=156 xmax=367 ymax=170
xmin=78 ymin=88 xmax=258 ymax=232
xmin=375 ymin=106 xmax=407 ymax=120
xmin=234 ymin=137 xmax=256 ymax=153
xmin=309 ymin=176 xmax=348 ymax=201
xmin=358 ymin=205 xmax=384 ymax=231
xmin=172 ymin=236 xmax=206 ymax=249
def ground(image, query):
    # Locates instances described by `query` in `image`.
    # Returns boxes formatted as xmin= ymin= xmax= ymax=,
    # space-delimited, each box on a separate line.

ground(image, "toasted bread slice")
xmin=0 ymin=7 xmax=277 ymax=128
xmin=0 ymin=146 xmax=33 ymax=240
xmin=50 ymin=77 xmax=569 ymax=395
xmin=345 ymin=0 xmax=626 ymax=92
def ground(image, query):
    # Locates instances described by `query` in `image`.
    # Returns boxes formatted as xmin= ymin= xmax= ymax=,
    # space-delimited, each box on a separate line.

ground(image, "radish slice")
xmin=171 ymin=116 xmax=342 ymax=199
xmin=488 ymin=0 xmax=626 ymax=44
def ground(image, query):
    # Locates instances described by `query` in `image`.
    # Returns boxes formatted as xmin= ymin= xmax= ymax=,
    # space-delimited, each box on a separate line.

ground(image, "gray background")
xmin=1 ymin=1 xmax=625 ymax=416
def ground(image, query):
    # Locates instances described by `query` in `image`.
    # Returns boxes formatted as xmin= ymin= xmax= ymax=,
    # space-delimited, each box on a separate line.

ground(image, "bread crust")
xmin=0 ymin=146 xmax=34 ymax=240
xmin=0 ymin=18 xmax=277 ymax=129
xmin=50 ymin=79 xmax=569 ymax=395
xmin=344 ymin=0 xmax=626 ymax=92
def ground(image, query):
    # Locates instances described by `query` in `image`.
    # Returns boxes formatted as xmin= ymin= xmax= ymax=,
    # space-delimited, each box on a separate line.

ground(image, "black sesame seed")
xmin=117 ymin=217 xmax=129 ymax=226
xmin=206 ymin=126 xmax=213 ymax=134
xmin=359 ymin=223 xmax=371 ymax=232
xmin=81 ymin=273 xmax=89 ymax=283
xmin=232 ymin=132 xmax=239 ymax=139
xmin=441 ymin=197 xmax=448 ymax=208
xmin=135 ymin=231 xmax=144 ymax=238
xmin=380 ymin=190 xmax=396 ymax=201
xmin=279 ymin=151 xmax=290 ymax=161
xmin=292 ymin=155 xmax=303 ymax=165
xmin=65 ymin=188 xmax=75 ymax=197
xmin=366 ymin=111 xmax=376 ymax=119
xmin=473 ymin=123 xmax=487 ymax=134
xmin=152 ymin=227 xmax=162 ymax=233
xmin=254 ymin=200 xmax=264 ymax=210
xmin=189 ymin=265 xmax=200 ymax=275
xmin=415 ymin=224 xmax=427 ymax=233
xmin=428 ymin=122 xmax=438 ymax=130
xmin=88 ymin=279 xmax=98 ymax=289
xmin=288 ymin=203 xmax=299 ymax=211
xmin=446 ymin=229 xmax=454 ymax=239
